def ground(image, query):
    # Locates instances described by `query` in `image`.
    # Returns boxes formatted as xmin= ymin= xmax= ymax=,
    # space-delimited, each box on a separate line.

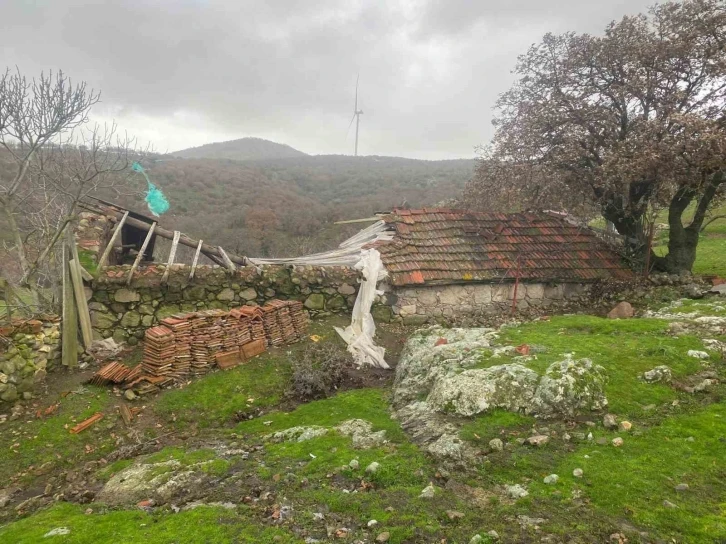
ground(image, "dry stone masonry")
xmin=89 ymin=264 xmax=360 ymax=342
xmin=0 ymin=317 xmax=61 ymax=404
xmin=388 ymin=282 xmax=591 ymax=323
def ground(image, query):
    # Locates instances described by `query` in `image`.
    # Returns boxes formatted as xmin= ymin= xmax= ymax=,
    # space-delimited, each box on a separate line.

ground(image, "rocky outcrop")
xmin=394 ymin=327 xmax=608 ymax=419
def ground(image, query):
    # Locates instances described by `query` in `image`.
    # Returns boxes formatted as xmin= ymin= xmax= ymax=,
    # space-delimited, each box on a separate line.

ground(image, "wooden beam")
xmin=61 ymin=246 xmax=79 ymax=367
xmin=218 ymin=246 xmax=236 ymax=273
xmin=127 ymin=222 xmax=156 ymax=285
xmin=161 ymin=230 xmax=181 ymax=284
xmin=80 ymin=202 xmax=247 ymax=266
xmin=333 ymin=216 xmax=381 ymax=225
xmin=69 ymin=258 xmax=93 ymax=349
xmin=97 ymin=210 xmax=129 ymax=269
xmin=189 ymin=239 xmax=203 ymax=280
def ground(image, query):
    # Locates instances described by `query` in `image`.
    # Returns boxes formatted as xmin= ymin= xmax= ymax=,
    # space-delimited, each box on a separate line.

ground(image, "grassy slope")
xmin=1 ymin=305 xmax=725 ymax=542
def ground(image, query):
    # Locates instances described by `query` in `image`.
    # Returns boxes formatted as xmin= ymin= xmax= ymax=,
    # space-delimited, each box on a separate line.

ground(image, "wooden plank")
xmin=65 ymin=227 xmax=94 ymax=282
xmin=69 ymin=412 xmax=103 ymax=434
xmin=127 ymin=222 xmax=157 ymax=285
xmin=97 ymin=210 xmax=129 ymax=269
xmin=119 ymin=404 xmax=133 ymax=426
xmin=334 ymin=216 xmax=381 ymax=225
xmin=79 ymin=202 xmax=247 ymax=266
xmin=160 ymin=230 xmax=181 ymax=284
xmin=189 ymin=239 xmax=203 ymax=280
xmin=218 ymin=246 xmax=236 ymax=273
xmin=69 ymin=258 xmax=93 ymax=349
xmin=61 ymin=245 xmax=79 ymax=368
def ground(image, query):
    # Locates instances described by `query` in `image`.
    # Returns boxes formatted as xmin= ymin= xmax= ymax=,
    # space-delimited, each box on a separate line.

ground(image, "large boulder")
xmin=97 ymin=459 xmax=202 ymax=506
xmin=608 ymin=301 xmax=634 ymax=319
xmin=530 ymin=357 xmax=609 ymax=417
xmin=393 ymin=327 xmax=499 ymax=406
xmin=427 ymin=364 xmax=540 ymax=417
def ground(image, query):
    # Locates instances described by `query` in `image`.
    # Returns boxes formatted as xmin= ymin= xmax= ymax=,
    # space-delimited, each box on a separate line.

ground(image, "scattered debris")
xmin=69 ymin=412 xmax=104 ymax=434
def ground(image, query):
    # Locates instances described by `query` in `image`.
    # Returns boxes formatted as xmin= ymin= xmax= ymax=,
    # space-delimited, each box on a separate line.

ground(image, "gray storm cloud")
xmin=1 ymin=0 xmax=654 ymax=158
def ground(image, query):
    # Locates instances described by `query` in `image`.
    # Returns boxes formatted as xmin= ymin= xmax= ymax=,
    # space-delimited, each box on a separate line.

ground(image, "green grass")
xmin=0 ymin=387 xmax=120 ymax=482
xmin=154 ymin=354 xmax=292 ymax=429
xmin=144 ymin=446 xmax=232 ymax=476
xmin=487 ymin=315 xmax=710 ymax=415
xmin=0 ymin=502 xmax=301 ymax=543
xmin=537 ymin=403 xmax=726 ymax=541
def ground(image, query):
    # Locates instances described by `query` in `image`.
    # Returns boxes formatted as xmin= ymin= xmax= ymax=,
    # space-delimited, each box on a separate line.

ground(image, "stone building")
xmin=366 ymin=208 xmax=633 ymax=322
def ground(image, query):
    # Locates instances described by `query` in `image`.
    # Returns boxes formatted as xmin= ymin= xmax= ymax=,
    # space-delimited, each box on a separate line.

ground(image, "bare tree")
xmin=465 ymin=0 xmax=726 ymax=273
xmin=0 ymin=69 xmax=147 ymax=309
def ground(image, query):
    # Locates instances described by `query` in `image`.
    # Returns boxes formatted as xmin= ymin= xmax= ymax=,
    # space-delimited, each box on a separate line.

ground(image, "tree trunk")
xmin=651 ymin=173 xmax=724 ymax=274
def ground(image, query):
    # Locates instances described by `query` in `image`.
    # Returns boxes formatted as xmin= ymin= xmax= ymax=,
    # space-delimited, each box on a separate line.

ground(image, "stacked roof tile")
xmin=368 ymin=209 xmax=633 ymax=287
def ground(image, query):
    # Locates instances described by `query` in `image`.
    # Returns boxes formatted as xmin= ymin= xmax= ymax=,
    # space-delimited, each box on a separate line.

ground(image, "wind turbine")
xmin=348 ymin=75 xmax=363 ymax=156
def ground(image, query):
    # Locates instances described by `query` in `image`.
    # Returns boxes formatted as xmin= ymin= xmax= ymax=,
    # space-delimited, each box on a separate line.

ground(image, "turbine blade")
xmin=355 ymin=73 xmax=359 ymax=110
xmin=347 ymin=112 xmax=356 ymax=135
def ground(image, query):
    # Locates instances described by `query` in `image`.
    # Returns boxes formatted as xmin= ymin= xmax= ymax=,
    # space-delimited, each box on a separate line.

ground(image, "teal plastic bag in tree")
xmin=132 ymin=162 xmax=169 ymax=217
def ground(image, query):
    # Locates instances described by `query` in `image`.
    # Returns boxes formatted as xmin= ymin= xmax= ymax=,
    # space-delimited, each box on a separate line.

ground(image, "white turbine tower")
xmin=348 ymin=75 xmax=363 ymax=156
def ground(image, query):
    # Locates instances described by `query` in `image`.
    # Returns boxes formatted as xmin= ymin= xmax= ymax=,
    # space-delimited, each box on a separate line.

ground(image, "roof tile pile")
xmin=369 ymin=209 xmax=633 ymax=287
xmin=91 ymin=300 xmax=311 ymax=396
xmin=142 ymin=326 xmax=175 ymax=376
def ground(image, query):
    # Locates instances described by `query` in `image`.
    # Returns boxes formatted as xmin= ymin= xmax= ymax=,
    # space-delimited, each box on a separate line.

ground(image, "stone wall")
xmin=0 ymin=317 xmax=61 ymax=404
xmin=387 ymin=282 xmax=591 ymax=324
xmin=89 ymin=264 xmax=360 ymax=343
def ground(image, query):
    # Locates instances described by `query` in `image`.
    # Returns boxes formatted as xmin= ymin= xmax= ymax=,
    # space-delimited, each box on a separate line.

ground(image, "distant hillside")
xmin=173 ymin=137 xmax=308 ymax=161
xmin=117 ymin=154 xmax=476 ymax=259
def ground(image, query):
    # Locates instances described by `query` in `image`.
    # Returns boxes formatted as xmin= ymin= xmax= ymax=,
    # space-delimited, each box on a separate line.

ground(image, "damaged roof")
xmin=367 ymin=208 xmax=633 ymax=287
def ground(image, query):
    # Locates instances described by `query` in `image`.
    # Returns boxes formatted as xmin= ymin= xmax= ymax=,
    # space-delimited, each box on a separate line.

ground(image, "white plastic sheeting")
xmin=247 ymin=221 xmax=392 ymax=267
xmin=334 ymin=249 xmax=390 ymax=369
xmin=248 ymin=220 xmax=393 ymax=369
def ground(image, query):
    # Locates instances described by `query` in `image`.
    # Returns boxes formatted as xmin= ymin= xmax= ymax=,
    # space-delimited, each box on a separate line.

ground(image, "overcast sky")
xmin=1 ymin=0 xmax=656 ymax=159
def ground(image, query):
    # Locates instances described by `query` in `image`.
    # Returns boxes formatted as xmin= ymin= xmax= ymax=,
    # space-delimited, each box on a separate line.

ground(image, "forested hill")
xmin=120 ymin=154 xmax=476 ymax=258
xmin=173 ymin=137 xmax=308 ymax=161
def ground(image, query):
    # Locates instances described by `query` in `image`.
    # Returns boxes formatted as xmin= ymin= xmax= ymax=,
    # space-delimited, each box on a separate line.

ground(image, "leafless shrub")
xmin=288 ymin=342 xmax=352 ymax=401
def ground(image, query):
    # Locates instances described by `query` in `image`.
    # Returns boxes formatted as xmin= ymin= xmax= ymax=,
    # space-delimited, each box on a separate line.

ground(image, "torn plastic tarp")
xmin=335 ymin=248 xmax=390 ymax=369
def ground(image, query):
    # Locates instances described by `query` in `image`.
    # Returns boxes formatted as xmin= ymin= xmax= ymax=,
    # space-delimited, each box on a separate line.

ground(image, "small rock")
xmin=504 ymin=484 xmax=529 ymax=499
xmin=487 ymin=530 xmax=500 ymax=540
xmin=612 ymin=437 xmax=624 ymax=447
xmin=686 ymin=436 xmax=695 ymax=442
xmin=44 ymin=527 xmax=71 ymax=537
xmin=527 ymin=435 xmax=549 ymax=447
xmin=573 ymin=468 xmax=583 ymax=478
xmin=675 ymin=483 xmax=689 ymax=492
xmin=365 ymin=462 xmax=379 ymax=474
xmin=488 ymin=438 xmax=504 ymax=451
xmin=349 ymin=459 xmax=359 ymax=470
xmin=376 ymin=532 xmax=390 ymax=543
xmin=446 ymin=510 xmax=465 ymax=520
xmin=607 ymin=301 xmax=634 ymax=319
xmin=419 ymin=483 xmax=436 ymax=499
xmin=313 ymin=512 xmax=325 ymax=521
xmin=367 ymin=519 xmax=378 ymax=528
xmin=543 ymin=474 xmax=559 ymax=485
xmin=618 ymin=421 xmax=632 ymax=432
xmin=603 ymin=414 xmax=618 ymax=429
xmin=643 ymin=366 xmax=672 ymax=383
xmin=124 ymin=390 xmax=137 ymax=401
xmin=687 ymin=350 xmax=709 ymax=359
xmin=663 ymin=500 xmax=678 ymax=509
xmin=587 ymin=432 xmax=594 ymax=441
xmin=469 ymin=536 xmax=483 ymax=544
xmin=562 ymin=432 xmax=571 ymax=442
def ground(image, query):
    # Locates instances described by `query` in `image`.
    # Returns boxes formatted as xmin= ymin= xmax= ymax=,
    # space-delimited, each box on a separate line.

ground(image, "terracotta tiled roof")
xmin=368 ymin=208 xmax=633 ymax=287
